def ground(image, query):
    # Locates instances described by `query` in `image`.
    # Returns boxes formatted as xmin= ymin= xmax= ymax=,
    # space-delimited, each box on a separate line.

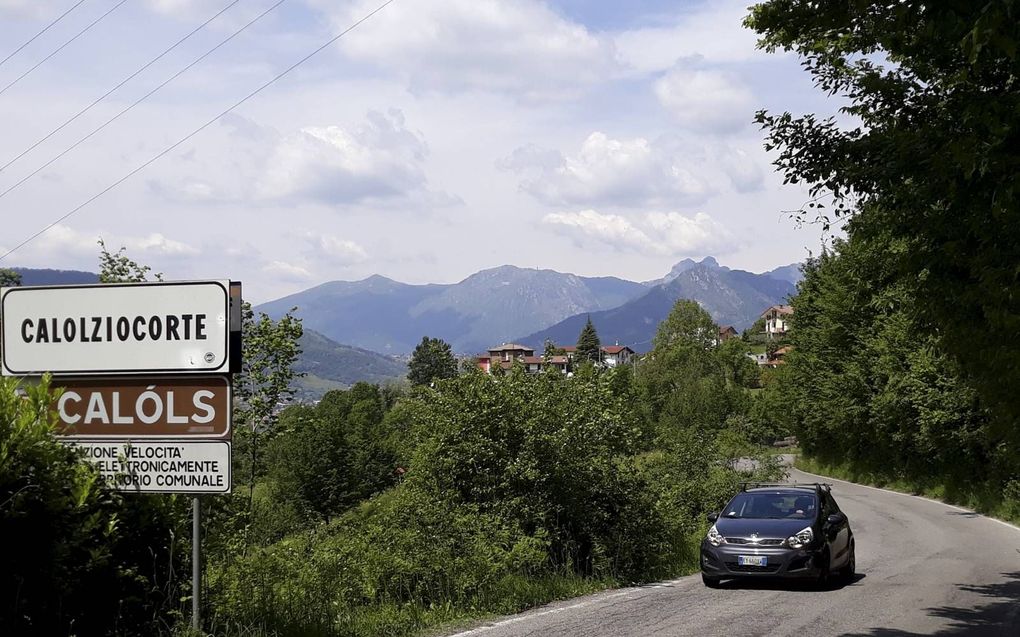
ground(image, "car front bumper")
xmin=700 ymin=541 xmax=824 ymax=579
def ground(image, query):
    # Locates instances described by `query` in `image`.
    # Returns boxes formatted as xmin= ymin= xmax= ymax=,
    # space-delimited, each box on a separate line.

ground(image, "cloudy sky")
xmin=0 ymin=0 xmax=839 ymax=302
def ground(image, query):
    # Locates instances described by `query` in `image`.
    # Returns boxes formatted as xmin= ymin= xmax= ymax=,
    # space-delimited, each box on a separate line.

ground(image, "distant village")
xmin=475 ymin=303 xmax=794 ymax=374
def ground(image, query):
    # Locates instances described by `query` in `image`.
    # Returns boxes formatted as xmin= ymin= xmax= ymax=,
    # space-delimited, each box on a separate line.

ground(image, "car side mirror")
xmin=826 ymin=513 xmax=846 ymax=525
xmin=707 ymin=512 xmax=719 ymax=522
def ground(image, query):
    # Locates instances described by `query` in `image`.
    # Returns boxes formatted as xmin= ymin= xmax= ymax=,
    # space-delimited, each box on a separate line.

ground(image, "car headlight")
xmin=707 ymin=524 xmax=726 ymax=547
xmin=786 ymin=526 xmax=813 ymax=549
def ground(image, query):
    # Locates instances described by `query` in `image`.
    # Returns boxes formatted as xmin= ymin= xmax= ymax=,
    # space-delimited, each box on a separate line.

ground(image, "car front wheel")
xmin=702 ymin=573 xmax=721 ymax=588
xmin=840 ymin=542 xmax=856 ymax=582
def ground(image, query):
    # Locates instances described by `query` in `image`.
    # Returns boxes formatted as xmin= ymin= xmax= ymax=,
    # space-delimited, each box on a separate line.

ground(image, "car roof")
xmin=743 ymin=487 xmax=818 ymax=495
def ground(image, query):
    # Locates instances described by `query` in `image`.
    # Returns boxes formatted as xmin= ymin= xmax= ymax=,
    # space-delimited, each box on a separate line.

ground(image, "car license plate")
xmin=738 ymin=555 xmax=767 ymax=567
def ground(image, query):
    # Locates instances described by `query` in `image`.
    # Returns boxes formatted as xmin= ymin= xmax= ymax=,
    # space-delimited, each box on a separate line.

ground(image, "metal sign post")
xmin=193 ymin=496 xmax=201 ymax=631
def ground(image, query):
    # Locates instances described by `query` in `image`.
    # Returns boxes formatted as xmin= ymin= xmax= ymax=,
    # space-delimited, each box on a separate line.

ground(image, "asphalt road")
xmin=446 ymin=468 xmax=1020 ymax=636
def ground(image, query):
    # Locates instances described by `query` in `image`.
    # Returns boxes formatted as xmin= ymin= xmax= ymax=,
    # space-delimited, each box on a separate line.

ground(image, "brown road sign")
xmin=52 ymin=376 xmax=231 ymax=439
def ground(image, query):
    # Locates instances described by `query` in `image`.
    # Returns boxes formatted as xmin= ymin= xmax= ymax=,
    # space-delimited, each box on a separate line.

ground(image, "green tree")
xmin=406 ymin=368 xmax=660 ymax=578
xmin=780 ymin=235 xmax=995 ymax=487
xmin=97 ymin=238 xmax=162 ymax=282
xmin=543 ymin=338 xmax=565 ymax=359
xmin=234 ymin=304 xmax=303 ymax=507
xmin=575 ymin=316 xmax=601 ymax=364
xmin=718 ymin=337 xmax=760 ymax=389
xmin=407 ymin=336 xmax=457 ymax=386
xmin=742 ymin=317 xmax=765 ymax=342
xmin=746 ymin=0 xmax=1020 ymax=434
xmin=0 ymin=268 xmax=21 ymax=287
xmin=652 ymin=300 xmax=717 ymax=352
xmin=638 ymin=300 xmax=741 ymax=445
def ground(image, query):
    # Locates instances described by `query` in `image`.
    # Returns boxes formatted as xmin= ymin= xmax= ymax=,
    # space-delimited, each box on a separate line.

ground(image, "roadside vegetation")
xmin=747 ymin=2 xmax=1020 ymax=524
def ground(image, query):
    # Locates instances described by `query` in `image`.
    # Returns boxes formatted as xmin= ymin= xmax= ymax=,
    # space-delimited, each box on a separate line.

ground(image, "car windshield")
xmin=723 ymin=492 xmax=817 ymax=519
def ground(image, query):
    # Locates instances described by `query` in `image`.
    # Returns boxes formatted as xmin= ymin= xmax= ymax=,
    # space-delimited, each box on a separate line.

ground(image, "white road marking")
xmin=446 ymin=578 xmax=695 ymax=636
xmin=793 ymin=467 xmax=1020 ymax=535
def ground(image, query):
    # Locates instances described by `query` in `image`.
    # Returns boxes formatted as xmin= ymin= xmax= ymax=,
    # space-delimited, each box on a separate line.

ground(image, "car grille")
xmin=725 ymin=537 xmax=784 ymax=546
xmin=726 ymin=562 xmax=781 ymax=573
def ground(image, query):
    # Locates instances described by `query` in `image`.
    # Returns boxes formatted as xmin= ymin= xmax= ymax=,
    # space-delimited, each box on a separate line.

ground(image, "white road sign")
xmin=66 ymin=440 xmax=231 ymax=493
xmin=1 ymin=281 xmax=230 ymax=376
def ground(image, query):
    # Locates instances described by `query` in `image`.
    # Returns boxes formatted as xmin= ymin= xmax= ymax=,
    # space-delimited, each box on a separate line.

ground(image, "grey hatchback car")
xmin=700 ymin=483 xmax=855 ymax=587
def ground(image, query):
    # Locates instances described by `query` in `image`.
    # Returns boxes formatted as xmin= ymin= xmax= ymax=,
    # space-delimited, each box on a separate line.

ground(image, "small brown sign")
xmin=52 ymin=376 xmax=231 ymax=439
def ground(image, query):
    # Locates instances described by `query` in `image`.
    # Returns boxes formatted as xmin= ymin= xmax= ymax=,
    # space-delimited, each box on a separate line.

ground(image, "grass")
xmin=200 ymin=571 xmax=623 ymax=637
xmin=746 ymin=343 xmax=767 ymax=355
xmin=794 ymin=455 xmax=1020 ymax=526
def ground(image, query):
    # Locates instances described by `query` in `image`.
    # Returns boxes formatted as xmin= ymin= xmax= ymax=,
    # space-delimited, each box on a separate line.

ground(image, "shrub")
xmin=0 ymin=377 xmax=189 ymax=636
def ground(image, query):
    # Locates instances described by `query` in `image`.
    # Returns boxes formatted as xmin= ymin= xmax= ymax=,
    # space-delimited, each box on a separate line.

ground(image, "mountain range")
xmin=522 ymin=261 xmax=796 ymax=352
xmin=257 ymin=257 xmax=801 ymax=355
xmin=256 ymin=266 xmax=648 ymax=355
xmin=6 ymin=268 xmax=99 ymax=286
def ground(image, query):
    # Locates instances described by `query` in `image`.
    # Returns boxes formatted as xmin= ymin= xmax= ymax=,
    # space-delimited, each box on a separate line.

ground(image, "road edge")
xmin=791 ymin=466 xmax=1020 ymax=535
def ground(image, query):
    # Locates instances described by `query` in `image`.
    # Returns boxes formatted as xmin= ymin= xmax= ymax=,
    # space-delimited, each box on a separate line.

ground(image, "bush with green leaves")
xmin=405 ymin=369 xmax=665 ymax=580
xmin=638 ymin=300 xmax=751 ymax=446
xmin=1 ymin=377 xmax=189 ymax=636
xmin=263 ymin=383 xmax=400 ymax=526
xmin=778 ymin=235 xmax=1017 ymax=515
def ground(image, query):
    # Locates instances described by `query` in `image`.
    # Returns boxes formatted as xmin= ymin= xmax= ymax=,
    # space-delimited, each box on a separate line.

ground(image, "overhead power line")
xmin=0 ymin=0 xmax=89 ymax=69
xmin=1 ymin=0 xmax=241 ymax=174
xmin=0 ymin=0 xmax=286 ymax=202
xmin=0 ymin=0 xmax=398 ymax=263
xmin=0 ymin=0 xmax=129 ymax=97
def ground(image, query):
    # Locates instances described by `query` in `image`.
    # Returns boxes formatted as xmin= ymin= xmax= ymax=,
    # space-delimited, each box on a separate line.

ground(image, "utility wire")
xmin=0 ymin=0 xmax=129 ymax=96
xmin=0 ymin=0 xmax=285 ymax=202
xmin=0 ymin=0 xmax=398 ymax=263
xmin=1 ymin=0 xmax=241 ymax=174
xmin=0 ymin=0 xmax=89 ymax=69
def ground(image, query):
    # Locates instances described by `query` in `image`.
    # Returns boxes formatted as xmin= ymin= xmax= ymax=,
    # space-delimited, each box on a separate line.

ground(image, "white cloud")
xmin=505 ymin=132 xmax=711 ymax=208
xmin=258 ymin=110 xmax=427 ymax=203
xmin=721 ymin=148 xmax=765 ymax=193
xmin=542 ymin=209 xmax=731 ymax=256
xmin=305 ymin=233 xmax=368 ymax=265
xmin=316 ymin=0 xmax=619 ymax=99
xmin=654 ymin=67 xmax=755 ymax=134
xmin=3 ymin=224 xmax=198 ymax=268
xmin=615 ymin=1 xmax=764 ymax=73
xmin=124 ymin=233 xmax=199 ymax=256
xmin=152 ymin=110 xmax=438 ymax=207
xmin=644 ymin=211 xmax=732 ymax=254
xmin=262 ymin=260 xmax=313 ymax=281
xmin=542 ymin=210 xmax=654 ymax=252
xmin=0 ymin=0 xmax=54 ymax=18
xmin=146 ymin=0 xmax=201 ymax=15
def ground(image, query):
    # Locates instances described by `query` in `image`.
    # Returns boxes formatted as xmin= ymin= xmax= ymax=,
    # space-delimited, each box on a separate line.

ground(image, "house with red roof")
xmin=475 ymin=342 xmax=635 ymax=374
xmin=761 ymin=305 xmax=793 ymax=339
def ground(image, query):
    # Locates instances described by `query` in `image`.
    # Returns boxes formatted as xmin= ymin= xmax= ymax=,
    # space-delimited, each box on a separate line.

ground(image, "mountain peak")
xmin=362 ymin=274 xmax=396 ymax=283
xmin=645 ymin=256 xmax=725 ymax=286
xmin=668 ymin=258 xmax=698 ymax=276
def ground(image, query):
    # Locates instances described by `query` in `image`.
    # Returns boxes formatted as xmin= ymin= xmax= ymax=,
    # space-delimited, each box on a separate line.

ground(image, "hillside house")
xmin=761 ymin=305 xmax=793 ymax=339
xmin=601 ymin=345 xmax=635 ymax=367
xmin=477 ymin=343 xmax=534 ymax=372
xmin=558 ymin=344 xmax=635 ymax=367
xmin=476 ymin=342 xmax=634 ymax=374
xmin=718 ymin=326 xmax=738 ymax=343
xmin=765 ymin=345 xmax=793 ymax=368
